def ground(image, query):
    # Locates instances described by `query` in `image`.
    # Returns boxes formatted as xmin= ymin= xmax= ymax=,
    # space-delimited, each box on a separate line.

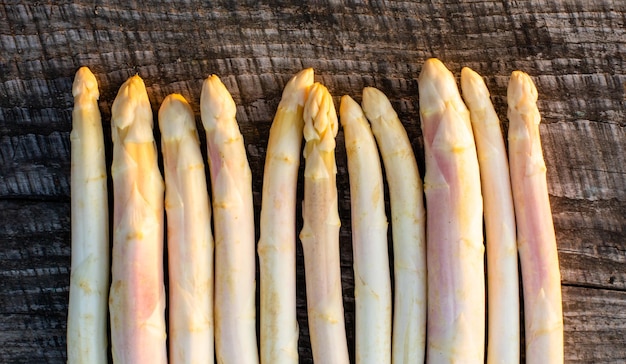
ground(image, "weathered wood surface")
xmin=0 ymin=0 xmax=624 ymax=363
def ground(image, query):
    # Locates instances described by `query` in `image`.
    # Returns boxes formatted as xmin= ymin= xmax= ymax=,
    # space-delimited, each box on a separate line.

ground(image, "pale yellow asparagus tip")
xmin=303 ymin=82 xmax=338 ymax=155
xmin=361 ymin=87 xmax=397 ymax=122
xmin=508 ymin=71 xmax=539 ymax=116
xmin=158 ymin=93 xmax=196 ymax=142
xmin=200 ymin=74 xmax=237 ymax=132
xmin=460 ymin=67 xmax=491 ymax=109
xmin=419 ymin=58 xmax=468 ymax=117
xmin=338 ymin=94 xmax=361 ymax=125
xmin=111 ymin=75 xmax=154 ymax=143
xmin=72 ymin=66 xmax=100 ymax=100
xmin=279 ymin=68 xmax=314 ymax=111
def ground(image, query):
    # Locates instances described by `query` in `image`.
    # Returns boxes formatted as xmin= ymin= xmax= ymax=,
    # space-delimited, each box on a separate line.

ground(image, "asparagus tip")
xmin=361 ymin=86 xmax=396 ymax=124
xmin=158 ymin=94 xmax=195 ymax=142
xmin=303 ymin=82 xmax=338 ymax=145
xmin=419 ymin=58 xmax=451 ymax=82
xmin=508 ymin=71 xmax=538 ymax=110
xmin=73 ymin=66 xmax=99 ymax=100
xmin=460 ymin=67 xmax=491 ymax=110
xmin=111 ymin=74 xmax=154 ymax=142
xmin=280 ymin=68 xmax=315 ymax=110
xmin=339 ymin=95 xmax=364 ymax=128
xmin=200 ymin=74 xmax=237 ymax=132
xmin=419 ymin=58 xmax=467 ymax=116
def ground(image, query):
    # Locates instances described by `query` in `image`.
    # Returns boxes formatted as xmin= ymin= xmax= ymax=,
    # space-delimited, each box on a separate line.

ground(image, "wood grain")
xmin=0 ymin=201 xmax=70 ymax=363
xmin=1 ymin=0 xmax=624 ymax=362
xmin=563 ymin=285 xmax=626 ymax=363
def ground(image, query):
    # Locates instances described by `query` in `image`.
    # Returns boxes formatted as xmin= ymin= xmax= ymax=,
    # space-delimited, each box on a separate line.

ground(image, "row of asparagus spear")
xmin=67 ymin=57 xmax=563 ymax=363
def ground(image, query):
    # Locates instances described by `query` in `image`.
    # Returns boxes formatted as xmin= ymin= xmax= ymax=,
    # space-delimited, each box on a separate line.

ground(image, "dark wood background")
xmin=1 ymin=1 xmax=625 ymax=363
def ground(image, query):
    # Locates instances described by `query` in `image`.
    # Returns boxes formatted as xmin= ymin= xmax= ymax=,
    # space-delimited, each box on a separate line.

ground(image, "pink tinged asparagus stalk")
xmin=67 ymin=66 xmax=109 ymax=364
xmin=258 ymin=69 xmax=314 ymax=364
xmin=361 ymin=86 xmax=427 ymax=364
xmin=200 ymin=75 xmax=259 ymax=364
xmin=460 ymin=67 xmax=520 ymax=364
xmin=299 ymin=82 xmax=350 ymax=364
xmin=507 ymin=71 xmax=563 ymax=364
xmin=109 ymin=75 xmax=167 ymax=364
xmin=340 ymin=95 xmax=392 ymax=364
xmin=159 ymin=94 xmax=215 ymax=364
xmin=419 ymin=58 xmax=485 ymax=363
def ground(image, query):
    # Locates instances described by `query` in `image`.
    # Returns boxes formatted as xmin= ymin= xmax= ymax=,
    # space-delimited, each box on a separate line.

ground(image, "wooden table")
xmin=1 ymin=1 xmax=624 ymax=362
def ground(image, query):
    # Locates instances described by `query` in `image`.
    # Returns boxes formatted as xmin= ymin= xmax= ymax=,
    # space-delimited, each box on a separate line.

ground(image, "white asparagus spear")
xmin=507 ymin=71 xmax=563 ymax=364
xmin=109 ymin=75 xmax=167 ymax=364
xmin=159 ymin=94 xmax=215 ymax=364
xmin=361 ymin=86 xmax=427 ymax=364
xmin=299 ymin=82 xmax=350 ymax=364
xmin=419 ymin=58 xmax=485 ymax=363
xmin=461 ymin=67 xmax=520 ymax=364
xmin=67 ymin=66 xmax=109 ymax=364
xmin=340 ymin=95 xmax=392 ymax=364
xmin=258 ymin=68 xmax=314 ymax=364
xmin=200 ymin=75 xmax=259 ymax=364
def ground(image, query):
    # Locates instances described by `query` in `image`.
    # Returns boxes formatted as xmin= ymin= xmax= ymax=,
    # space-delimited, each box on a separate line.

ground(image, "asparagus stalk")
xmin=461 ymin=67 xmax=520 ymax=364
xmin=507 ymin=71 xmax=563 ymax=364
xmin=159 ymin=94 xmax=215 ymax=364
xmin=419 ymin=58 xmax=485 ymax=363
xmin=340 ymin=95 xmax=392 ymax=364
xmin=109 ymin=75 xmax=167 ymax=363
xmin=361 ymin=87 xmax=427 ymax=364
xmin=67 ymin=66 xmax=109 ymax=364
xmin=258 ymin=68 xmax=314 ymax=364
xmin=300 ymin=82 xmax=349 ymax=364
xmin=200 ymin=75 xmax=259 ymax=364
